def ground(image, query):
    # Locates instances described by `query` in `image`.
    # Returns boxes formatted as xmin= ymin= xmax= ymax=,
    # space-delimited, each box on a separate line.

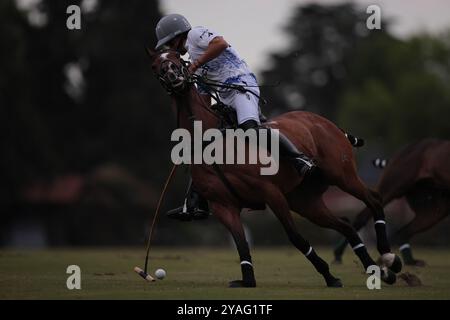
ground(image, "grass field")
xmin=1 ymin=247 xmax=450 ymax=299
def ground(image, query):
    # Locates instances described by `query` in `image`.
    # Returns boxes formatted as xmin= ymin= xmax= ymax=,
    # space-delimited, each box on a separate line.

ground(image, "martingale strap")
xmin=182 ymin=96 xmax=250 ymax=207
xmin=173 ymin=68 xmax=264 ymax=208
xmin=211 ymin=163 xmax=246 ymax=205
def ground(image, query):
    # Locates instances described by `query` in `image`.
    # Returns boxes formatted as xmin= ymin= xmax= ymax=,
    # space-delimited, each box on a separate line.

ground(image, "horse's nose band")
xmin=157 ymin=60 xmax=191 ymax=95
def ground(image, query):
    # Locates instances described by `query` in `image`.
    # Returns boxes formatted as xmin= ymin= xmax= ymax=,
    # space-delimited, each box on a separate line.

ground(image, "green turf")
xmin=1 ymin=247 xmax=449 ymax=299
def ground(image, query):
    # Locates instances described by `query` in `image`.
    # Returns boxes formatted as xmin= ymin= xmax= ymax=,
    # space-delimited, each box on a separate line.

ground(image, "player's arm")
xmin=189 ymin=36 xmax=229 ymax=73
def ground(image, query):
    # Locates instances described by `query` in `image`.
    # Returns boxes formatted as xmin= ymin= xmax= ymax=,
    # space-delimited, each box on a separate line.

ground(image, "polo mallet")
xmin=134 ymin=164 xmax=178 ymax=282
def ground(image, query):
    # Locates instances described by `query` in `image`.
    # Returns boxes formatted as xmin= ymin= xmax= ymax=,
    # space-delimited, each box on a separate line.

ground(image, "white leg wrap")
xmin=305 ymin=246 xmax=313 ymax=257
xmin=240 ymin=260 xmax=253 ymax=267
xmin=352 ymin=243 xmax=365 ymax=251
xmin=399 ymin=243 xmax=410 ymax=251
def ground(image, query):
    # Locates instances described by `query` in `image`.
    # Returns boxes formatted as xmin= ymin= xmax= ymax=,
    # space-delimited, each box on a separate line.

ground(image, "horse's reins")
xmin=192 ymin=74 xmax=269 ymax=106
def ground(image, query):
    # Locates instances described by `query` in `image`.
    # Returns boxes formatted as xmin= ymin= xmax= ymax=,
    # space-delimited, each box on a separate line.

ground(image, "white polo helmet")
xmin=155 ymin=14 xmax=191 ymax=50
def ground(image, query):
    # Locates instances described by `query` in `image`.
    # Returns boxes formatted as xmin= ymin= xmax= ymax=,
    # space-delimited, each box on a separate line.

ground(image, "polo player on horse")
xmin=154 ymin=14 xmax=315 ymax=221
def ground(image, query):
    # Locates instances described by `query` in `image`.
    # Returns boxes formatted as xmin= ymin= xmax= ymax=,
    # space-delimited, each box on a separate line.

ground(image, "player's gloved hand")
xmin=188 ymin=60 xmax=201 ymax=74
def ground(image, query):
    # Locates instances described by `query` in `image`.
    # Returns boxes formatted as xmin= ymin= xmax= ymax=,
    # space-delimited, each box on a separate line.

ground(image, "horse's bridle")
xmin=155 ymin=57 xmax=192 ymax=95
xmin=154 ymin=54 xmax=219 ymax=123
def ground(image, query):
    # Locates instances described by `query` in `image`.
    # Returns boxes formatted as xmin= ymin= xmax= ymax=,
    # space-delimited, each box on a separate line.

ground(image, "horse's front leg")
xmin=210 ymin=201 xmax=256 ymax=288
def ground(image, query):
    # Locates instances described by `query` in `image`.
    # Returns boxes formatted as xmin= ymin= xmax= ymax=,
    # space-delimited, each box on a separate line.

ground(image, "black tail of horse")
xmin=340 ymin=129 xmax=365 ymax=148
xmin=373 ymin=158 xmax=388 ymax=168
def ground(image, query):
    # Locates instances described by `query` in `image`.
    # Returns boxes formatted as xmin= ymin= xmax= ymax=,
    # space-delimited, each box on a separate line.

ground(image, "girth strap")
xmin=178 ymin=91 xmax=254 ymax=208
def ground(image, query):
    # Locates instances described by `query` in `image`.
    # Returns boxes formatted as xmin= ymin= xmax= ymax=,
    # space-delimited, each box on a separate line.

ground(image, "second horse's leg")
xmin=339 ymin=176 xmax=403 ymax=274
xmin=395 ymin=191 xmax=449 ymax=266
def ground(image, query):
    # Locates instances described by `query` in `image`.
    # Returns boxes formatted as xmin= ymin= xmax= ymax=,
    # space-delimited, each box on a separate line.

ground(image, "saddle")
xmin=211 ymin=102 xmax=268 ymax=129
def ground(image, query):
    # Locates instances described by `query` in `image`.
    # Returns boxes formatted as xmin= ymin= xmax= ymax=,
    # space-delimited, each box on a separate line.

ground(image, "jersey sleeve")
xmin=188 ymin=27 xmax=222 ymax=49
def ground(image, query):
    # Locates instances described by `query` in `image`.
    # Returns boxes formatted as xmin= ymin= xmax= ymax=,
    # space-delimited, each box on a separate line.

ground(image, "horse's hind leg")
xmin=288 ymin=192 xmax=396 ymax=285
xmin=209 ymin=201 xmax=256 ymax=287
xmin=267 ymin=189 xmax=342 ymax=287
xmin=337 ymin=175 xmax=403 ymax=273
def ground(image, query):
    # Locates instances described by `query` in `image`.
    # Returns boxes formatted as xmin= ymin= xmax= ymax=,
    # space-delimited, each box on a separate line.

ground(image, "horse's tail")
xmin=340 ymin=129 xmax=365 ymax=148
xmin=373 ymin=158 xmax=388 ymax=169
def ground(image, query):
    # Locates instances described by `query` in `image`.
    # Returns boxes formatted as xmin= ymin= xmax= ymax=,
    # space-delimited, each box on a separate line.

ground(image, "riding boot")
xmin=166 ymin=178 xmax=210 ymax=221
xmin=187 ymin=188 xmax=210 ymax=220
xmin=277 ymin=131 xmax=316 ymax=176
xmin=238 ymin=119 xmax=316 ymax=176
xmin=258 ymin=107 xmax=268 ymax=123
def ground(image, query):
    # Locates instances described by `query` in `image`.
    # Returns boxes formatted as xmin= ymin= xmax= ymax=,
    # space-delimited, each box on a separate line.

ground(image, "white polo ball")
xmin=155 ymin=268 xmax=166 ymax=280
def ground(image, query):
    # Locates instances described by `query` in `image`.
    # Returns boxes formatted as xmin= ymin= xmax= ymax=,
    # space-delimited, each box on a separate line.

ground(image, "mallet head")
xmin=134 ymin=266 xmax=155 ymax=282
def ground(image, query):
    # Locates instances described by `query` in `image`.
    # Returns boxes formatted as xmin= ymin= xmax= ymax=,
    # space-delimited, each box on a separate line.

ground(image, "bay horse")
xmin=334 ymin=139 xmax=450 ymax=266
xmin=148 ymin=49 xmax=402 ymax=287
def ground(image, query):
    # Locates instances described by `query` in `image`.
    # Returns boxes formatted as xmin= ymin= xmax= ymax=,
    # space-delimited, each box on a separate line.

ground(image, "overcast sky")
xmin=160 ymin=0 xmax=450 ymax=75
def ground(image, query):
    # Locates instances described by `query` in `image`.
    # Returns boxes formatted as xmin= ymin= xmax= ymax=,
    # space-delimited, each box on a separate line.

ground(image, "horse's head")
xmin=147 ymin=48 xmax=192 ymax=95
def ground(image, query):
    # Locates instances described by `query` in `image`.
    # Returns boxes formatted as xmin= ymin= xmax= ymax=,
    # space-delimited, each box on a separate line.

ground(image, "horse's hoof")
xmin=326 ymin=277 xmax=343 ymax=288
xmin=381 ymin=253 xmax=403 ymax=273
xmin=381 ymin=267 xmax=396 ymax=285
xmin=228 ymin=280 xmax=256 ymax=288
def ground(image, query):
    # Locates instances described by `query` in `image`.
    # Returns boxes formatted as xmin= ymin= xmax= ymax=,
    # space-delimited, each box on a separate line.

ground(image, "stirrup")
xmin=166 ymin=206 xmax=192 ymax=221
xmin=166 ymin=197 xmax=210 ymax=221
xmin=166 ymin=206 xmax=210 ymax=221
xmin=192 ymin=209 xmax=210 ymax=220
